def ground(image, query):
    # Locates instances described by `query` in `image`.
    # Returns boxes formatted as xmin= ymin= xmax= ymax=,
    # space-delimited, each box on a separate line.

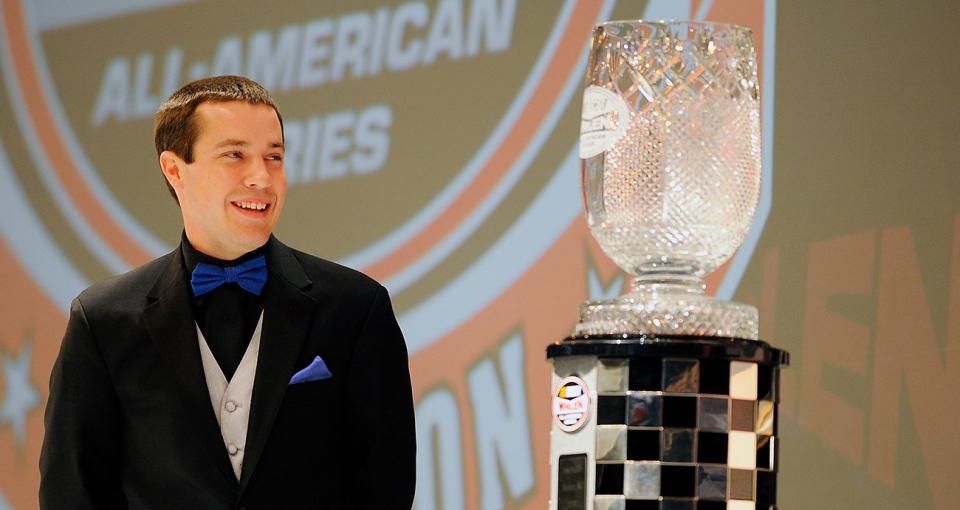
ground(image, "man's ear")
xmin=159 ymin=151 xmax=185 ymax=190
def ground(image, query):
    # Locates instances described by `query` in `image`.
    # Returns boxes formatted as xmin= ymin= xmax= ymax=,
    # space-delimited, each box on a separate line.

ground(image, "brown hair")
xmin=153 ymin=75 xmax=284 ymax=202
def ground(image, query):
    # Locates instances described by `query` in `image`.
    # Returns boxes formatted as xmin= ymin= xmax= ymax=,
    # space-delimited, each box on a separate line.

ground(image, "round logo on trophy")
xmin=579 ymin=85 xmax=631 ymax=159
xmin=552 ymin=376 xmax=591 ymax=432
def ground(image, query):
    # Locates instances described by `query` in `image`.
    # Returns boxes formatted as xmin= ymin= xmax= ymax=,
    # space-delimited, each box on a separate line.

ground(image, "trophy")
xmin=548 ymin=21 xmax=788 ymax=510
xmin=577 ymin=20 xmax=761 ymax=339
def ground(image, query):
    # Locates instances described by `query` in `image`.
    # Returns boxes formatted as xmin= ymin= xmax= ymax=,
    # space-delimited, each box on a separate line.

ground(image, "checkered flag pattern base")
xmin=593 ymin=358 xmax=779 ymax=510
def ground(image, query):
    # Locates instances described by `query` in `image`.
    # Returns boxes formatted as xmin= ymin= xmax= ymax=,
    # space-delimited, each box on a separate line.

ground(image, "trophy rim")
xmin=595 ymin=19 xmax=755 ymax=36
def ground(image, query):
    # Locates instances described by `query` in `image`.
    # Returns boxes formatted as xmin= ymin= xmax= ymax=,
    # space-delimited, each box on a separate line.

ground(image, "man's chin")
xmin=237 ymin=232 xmax=272 ymax=251
xmin=216 ymin=229 xmax=272 ymax=259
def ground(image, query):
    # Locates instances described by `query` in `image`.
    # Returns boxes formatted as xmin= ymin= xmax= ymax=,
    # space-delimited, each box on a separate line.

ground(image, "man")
xmin=39 ymin=76 xmax=416 ymax=509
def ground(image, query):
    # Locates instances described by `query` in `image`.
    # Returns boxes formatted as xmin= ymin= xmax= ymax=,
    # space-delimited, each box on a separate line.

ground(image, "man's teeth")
xmin=236 ymin=201 xmax=267 ymax=211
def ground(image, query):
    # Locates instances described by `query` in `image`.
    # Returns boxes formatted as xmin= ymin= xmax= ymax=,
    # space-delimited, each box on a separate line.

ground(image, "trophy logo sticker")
xmin=579 ymin=85 xmax=630 ymax=158
xmin=552 ymin=376 xmax=591 ymax=432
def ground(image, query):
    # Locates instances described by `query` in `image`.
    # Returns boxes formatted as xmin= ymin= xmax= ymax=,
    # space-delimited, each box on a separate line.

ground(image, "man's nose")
xmin=244 ymin=159 xmax=271 ymax=188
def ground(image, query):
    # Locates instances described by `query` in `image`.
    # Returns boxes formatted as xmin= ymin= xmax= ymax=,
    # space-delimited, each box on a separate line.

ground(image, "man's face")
xmin=169 ymin=100 xmax=287 ymax=260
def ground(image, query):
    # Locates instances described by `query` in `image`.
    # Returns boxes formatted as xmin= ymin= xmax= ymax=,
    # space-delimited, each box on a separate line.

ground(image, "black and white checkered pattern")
xmin=591 ymin=357 xmax=780 ymax=510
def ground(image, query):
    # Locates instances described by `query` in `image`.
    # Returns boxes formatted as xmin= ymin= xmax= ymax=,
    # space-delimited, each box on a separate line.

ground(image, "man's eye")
xmin=224 ymin=151 xmax=243 ymax=159
xmin=267 ymin=154 xmax=284 ymax=161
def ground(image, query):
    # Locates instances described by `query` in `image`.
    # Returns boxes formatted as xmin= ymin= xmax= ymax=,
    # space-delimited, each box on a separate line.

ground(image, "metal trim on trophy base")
xmin=547 ymin=335 xmax=788 ymax=510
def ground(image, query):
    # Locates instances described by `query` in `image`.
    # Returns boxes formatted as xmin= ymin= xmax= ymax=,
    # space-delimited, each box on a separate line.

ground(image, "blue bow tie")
xmin=190 ymin=255 xmax=267 ymax=297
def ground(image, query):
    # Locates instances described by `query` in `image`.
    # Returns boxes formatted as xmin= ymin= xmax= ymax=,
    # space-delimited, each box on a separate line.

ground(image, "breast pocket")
xmin=280 ymin=377 xmax=340 ymax=432
xmin=286 ymin=376 xmax=335 ymax=396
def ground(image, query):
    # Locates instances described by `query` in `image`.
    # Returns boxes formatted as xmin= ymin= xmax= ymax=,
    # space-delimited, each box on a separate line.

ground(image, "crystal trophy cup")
xmin=548 ymin=22 xmax=788 ymax=510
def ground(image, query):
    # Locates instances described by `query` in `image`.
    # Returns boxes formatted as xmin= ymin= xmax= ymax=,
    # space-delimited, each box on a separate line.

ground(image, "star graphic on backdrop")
xmin=1 ymin=342 xmax=39 ymax=448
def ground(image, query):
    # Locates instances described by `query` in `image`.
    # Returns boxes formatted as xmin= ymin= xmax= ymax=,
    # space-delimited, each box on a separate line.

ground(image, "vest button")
xmin=225 ymin=400 xmax=238 ymax=412
xmin=227 ymin=443 xmax=239 ymax=456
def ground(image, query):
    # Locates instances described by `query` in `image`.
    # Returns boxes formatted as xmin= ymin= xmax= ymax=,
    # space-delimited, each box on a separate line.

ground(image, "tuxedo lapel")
xmin=239 ymin=237 xmax=317 ymax=493
xmin=142 ymin=250 xmax=238 ymax=487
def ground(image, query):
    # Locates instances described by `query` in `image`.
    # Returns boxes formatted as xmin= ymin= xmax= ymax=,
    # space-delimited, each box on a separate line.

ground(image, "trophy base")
xmin=576 ymin=283 xmax=759 ymax=340
xmin=546 ymin=334 xmax=789 ymax=510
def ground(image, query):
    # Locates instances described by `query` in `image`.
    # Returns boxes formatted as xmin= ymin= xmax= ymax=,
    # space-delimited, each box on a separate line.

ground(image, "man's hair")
xmin=153 ymin=75 xmax=284 ymax=202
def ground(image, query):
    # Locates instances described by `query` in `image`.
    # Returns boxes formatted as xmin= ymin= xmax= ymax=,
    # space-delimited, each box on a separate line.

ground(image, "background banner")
xmin=0 ymin=0 xmax=957 ymax=508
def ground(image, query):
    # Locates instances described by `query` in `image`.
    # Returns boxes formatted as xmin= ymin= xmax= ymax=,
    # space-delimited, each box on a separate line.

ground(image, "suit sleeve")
xmin=39 ymin=297 xmax=127 ymax=509
xmin=345 ymin=285 xmax=416 ymax=509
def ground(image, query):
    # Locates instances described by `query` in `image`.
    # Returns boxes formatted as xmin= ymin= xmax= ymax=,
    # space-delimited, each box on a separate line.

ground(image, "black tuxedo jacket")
xmin=40 ymin=237 xmax=416 ymax=509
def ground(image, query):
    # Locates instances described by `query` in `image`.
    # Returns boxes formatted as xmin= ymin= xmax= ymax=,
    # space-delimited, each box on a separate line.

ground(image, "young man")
xmin=39 ymin=76 xmax=416 ymax=509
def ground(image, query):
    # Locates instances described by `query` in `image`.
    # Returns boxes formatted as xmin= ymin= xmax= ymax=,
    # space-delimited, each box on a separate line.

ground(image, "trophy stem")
xmin=630 ymin=270 xmax=706 ymax=296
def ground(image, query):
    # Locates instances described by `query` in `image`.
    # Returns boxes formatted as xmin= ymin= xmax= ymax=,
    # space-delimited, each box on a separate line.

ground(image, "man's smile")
xmin=231 ymin=200 xmax=272 ymax=217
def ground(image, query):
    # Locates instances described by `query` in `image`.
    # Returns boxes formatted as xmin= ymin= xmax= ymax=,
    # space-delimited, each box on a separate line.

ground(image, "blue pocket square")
xmin=289 ymin=356 xmax=333 ymax=385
